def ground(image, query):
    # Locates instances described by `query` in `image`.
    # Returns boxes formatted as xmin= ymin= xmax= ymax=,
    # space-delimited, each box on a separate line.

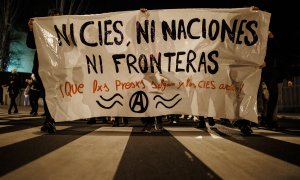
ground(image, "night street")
xmin=1 ymin=0 xmax=300 ymax=180
xmin=0 ymin=105 xmax=299 ymax=180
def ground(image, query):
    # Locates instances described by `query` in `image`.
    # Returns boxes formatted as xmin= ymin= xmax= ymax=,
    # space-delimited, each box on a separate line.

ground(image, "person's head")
xmin=48 ymin=8 xmax=62 ymax=16
xmin=11 ymin=68 xmax=17 ymax=74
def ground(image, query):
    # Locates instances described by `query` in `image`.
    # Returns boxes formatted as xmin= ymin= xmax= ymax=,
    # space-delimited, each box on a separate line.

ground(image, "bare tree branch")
xmin=75 ymin=0 xmax=90 ymax=14
xmin=0 ymin=0 xmax=22 ymax=70
xmin=60 ymin=0 xmax=65 ymax=14
xmin=68 ymin=0 xmax=76 ymax=15
xmin=10 ymin=0 xmax=21 ymax=25
xmin=52 ymin=0 xmax=90 ymax=15
xmin=82 ymin=0 xmax=91 ymax=15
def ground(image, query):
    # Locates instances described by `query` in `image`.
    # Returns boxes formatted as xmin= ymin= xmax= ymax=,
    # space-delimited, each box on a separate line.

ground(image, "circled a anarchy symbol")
xmin=129 ymin=91 xmax=149 ymax=113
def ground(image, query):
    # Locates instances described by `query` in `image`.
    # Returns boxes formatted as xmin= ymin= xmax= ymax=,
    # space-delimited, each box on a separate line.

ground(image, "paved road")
xmin=0 ymin=106 xmax=299 ymax=180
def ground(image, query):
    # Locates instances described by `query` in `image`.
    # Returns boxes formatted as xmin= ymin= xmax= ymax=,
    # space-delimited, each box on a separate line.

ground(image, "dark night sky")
xmin=0 ymin=0 xmax=297 ymax=73
xmin=9 ymin=0 xmax=300 ymax=72
xmin=16 ymin=0 xmax=299 ymax=41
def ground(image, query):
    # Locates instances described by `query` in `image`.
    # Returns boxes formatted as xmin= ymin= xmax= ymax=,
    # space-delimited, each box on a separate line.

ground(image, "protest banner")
xmin=33 ymin=8 xmax=270 ymax=122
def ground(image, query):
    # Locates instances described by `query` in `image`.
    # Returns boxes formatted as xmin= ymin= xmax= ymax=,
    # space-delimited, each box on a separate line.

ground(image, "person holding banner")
xmin=26 ymin=9 xmax=63 ymax=133
xmin=141 ymin=116 xmax=163 ymax=132
xmin=260 ymin=31 xmax=294 ymax=128
xmin=168 ymin=114 xmax=180 ymax=125
xmin=86 ymin=117 xmax=108 ymax=124
xmin=111 ymin=117 xmax=128 ymax=127
xmin=196 ymin=116 xmax=215 ymax=128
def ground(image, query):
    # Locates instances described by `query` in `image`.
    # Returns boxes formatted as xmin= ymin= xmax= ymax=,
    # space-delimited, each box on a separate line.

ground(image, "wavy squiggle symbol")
xmin=100 ymin=93 xmax=123 ymax=101
xmin=153 ymin=94 xmax=180 ymax=101
xmin=96 ymin=100 xmax=123 ymax=109
xmin=96 ymin=93 xmax=123 ymax=109
xmin=153 ymin=94 xmax=182 ymax=109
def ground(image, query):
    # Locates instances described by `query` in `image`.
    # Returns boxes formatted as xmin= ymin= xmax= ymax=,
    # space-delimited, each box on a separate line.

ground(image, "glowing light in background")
xmin=7 ymin=29 xmax=35 ymax=73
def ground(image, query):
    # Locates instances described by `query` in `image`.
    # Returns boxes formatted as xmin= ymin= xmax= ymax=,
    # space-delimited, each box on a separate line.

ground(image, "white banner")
xmin=33 ymin=8 xmax=270 ymax=122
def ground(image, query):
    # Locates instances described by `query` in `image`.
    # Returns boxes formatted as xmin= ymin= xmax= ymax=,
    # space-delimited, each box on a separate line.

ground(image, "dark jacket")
xmin=7 ymin=73 xmax=20 ymax=96
xmin=26 ymin=31 xmax=44 ymax=92
xmin=26 ymin=31 xmax=39 ymax=76
xmin=262 ymin=37 xmax=293 ymax=83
